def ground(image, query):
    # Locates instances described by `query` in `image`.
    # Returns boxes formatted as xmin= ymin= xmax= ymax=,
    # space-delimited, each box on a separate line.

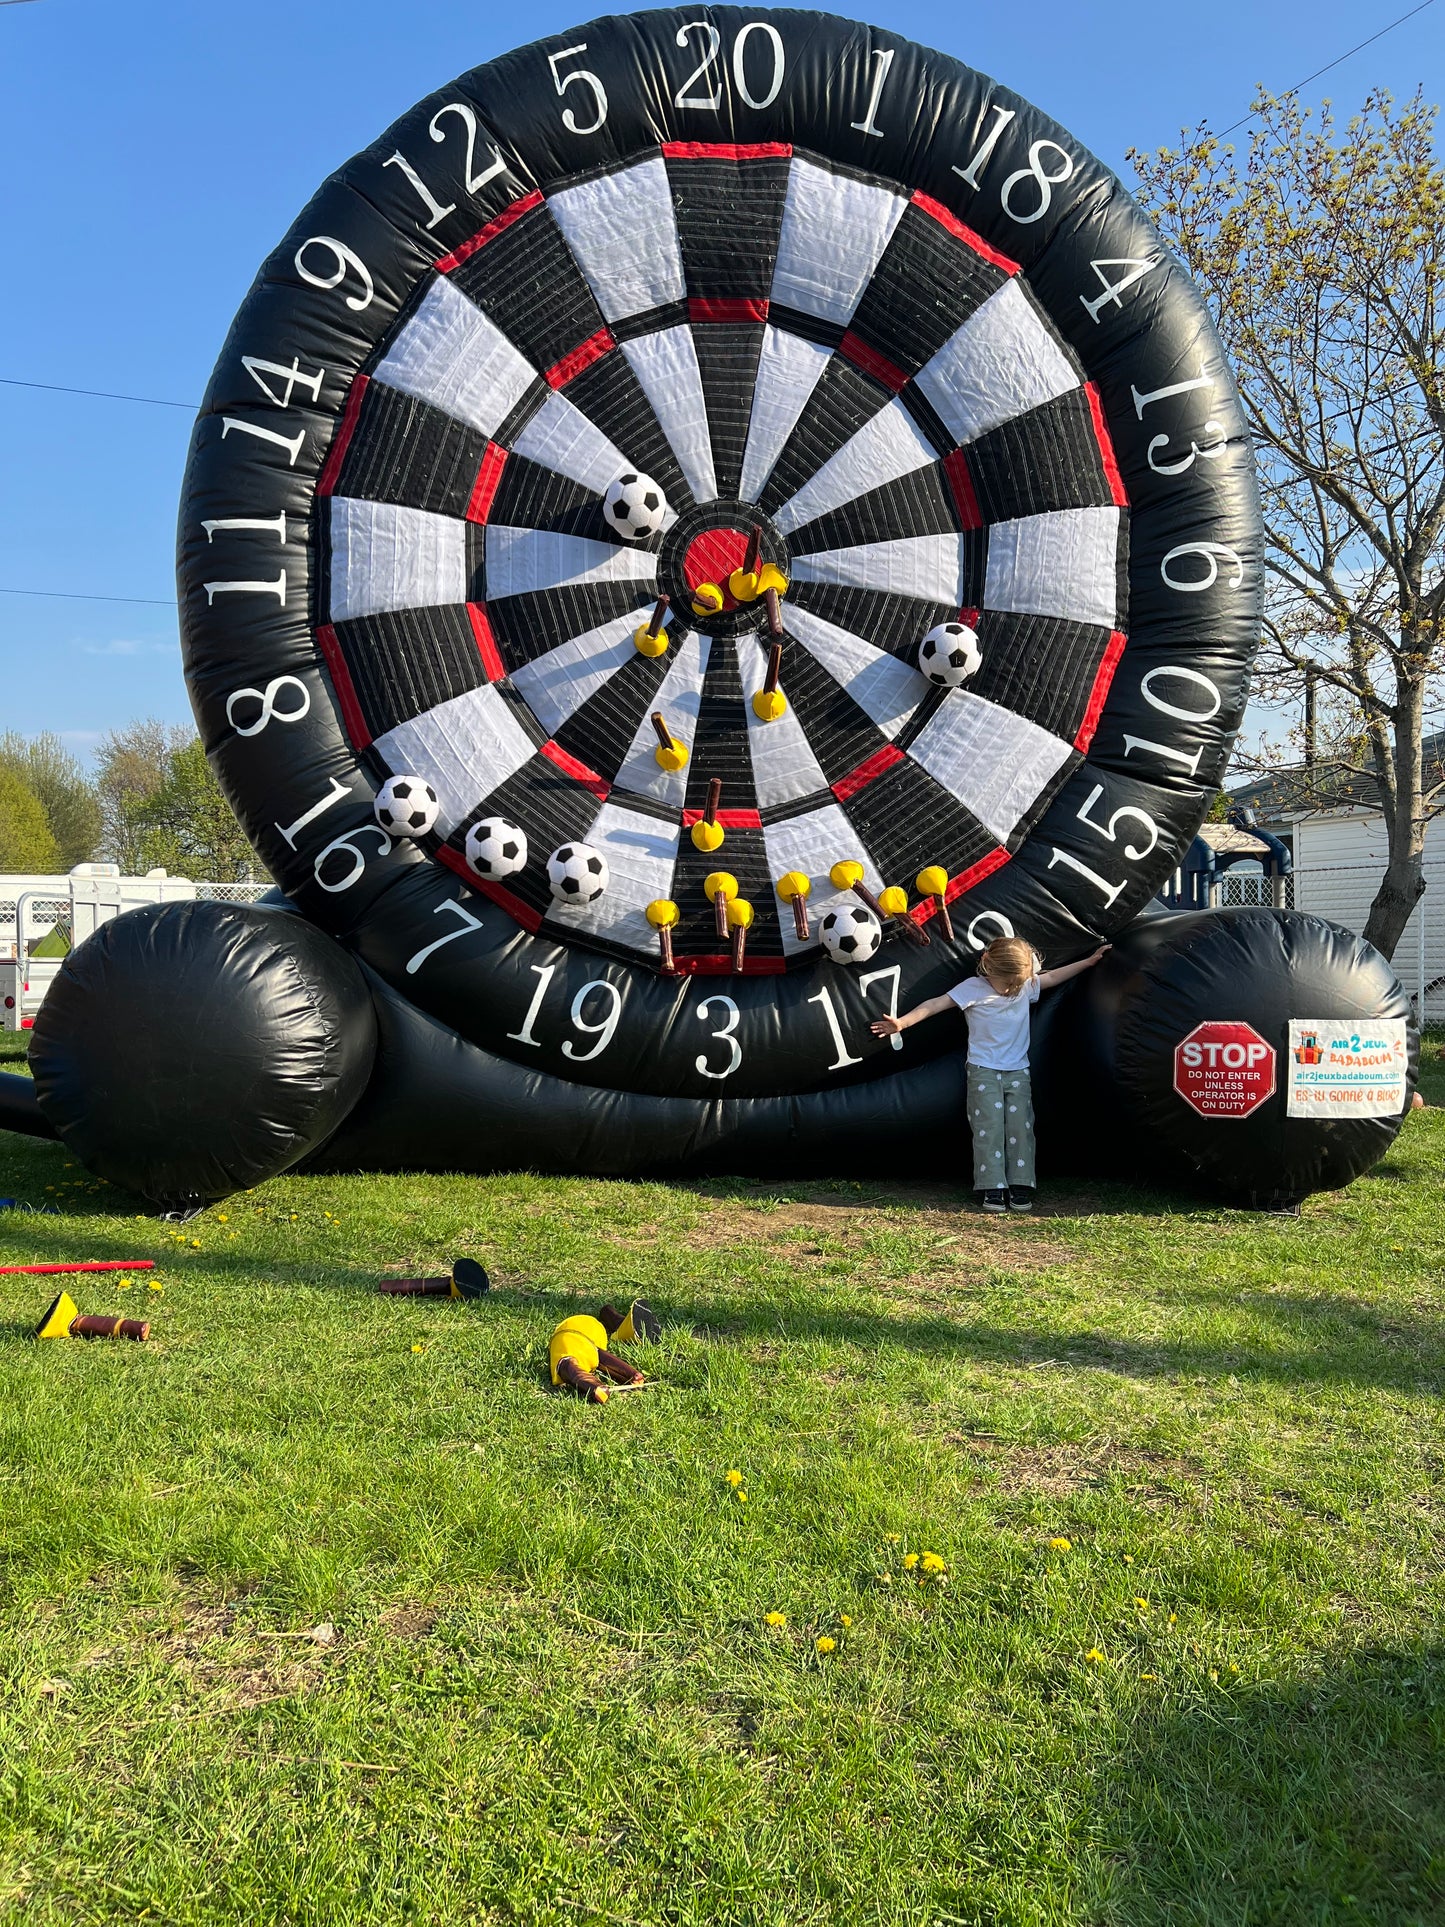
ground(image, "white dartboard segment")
xmin=610 ymin=630 xmax=713 ymax=807
xmin=906 ymin=693 xmax=1074 ymax=844
xmin=734 ymin=635 xmax=833 ymax=810
xmin=774 ymin=400 xmax=938 ymax=537
xmin=545 ymin=801 xmax=682 ymax=948
xmin=619 ymin=329 xmax=718 ymax=504
xmin=507 ymin=607 xmax=656 ymax=737
xmin=761 ymin=804 xmax=887 ymax=957
xmin=510 ymin=392 xmax=639 ymax=496
xmin=373 ymin=683 xmax=538 ymax=836
xmin=914 ymin=280 xmax=1080 ymax=448
xmin=783 ymin=604 xmax=928 ymax=737
xmin=983 ymin=507 xmax=1121 ymax=629
xmin=372 ymin=276 xmax=536 ymax=438
xmin=327 ymin=499 xmax=468 ymax=622
xmin=791 ymin=533 xmax=965 ymax=607
xmin=483 ymin=527 xmax=658 ymax=601
xmin=547 ymin=156 xmax=687 ymax=322
xmin=738 ymin=327 xmax=834 ymax=505
xmin=771 ymin=158 xmax=907 ymax=324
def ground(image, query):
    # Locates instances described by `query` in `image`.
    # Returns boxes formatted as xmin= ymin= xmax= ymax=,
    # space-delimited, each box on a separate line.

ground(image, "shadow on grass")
xmin=1100 ymin=1643 xmax=1445 ymax=1925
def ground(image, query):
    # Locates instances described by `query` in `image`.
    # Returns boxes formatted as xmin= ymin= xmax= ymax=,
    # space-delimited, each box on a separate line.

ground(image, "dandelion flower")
xmin=411 ymin=1343 xmax=425 ymax=1354
xmin=190 ymin=1239 xmax=201 ymax=1249
xmin=117 ymin=1282 xmax=132 ymax=1292
xmin=736 ymin=1491 xmax=748 ymax=1504
xmin=1141 ymin=1672 xmax=1159 ymax=1681
xmin=1049 ymin=1536 xmax=1072 ymax=1551
xmin=765 ymin=1611 xmax=786 ymax=1628
xmin=147 ymin=1281 xmax=162 ymax=1293
xmin=815 ymin=1636 xmax=836 ymax=1654
xmin=216 ymin=1213 xmax=228 ymax=1223
xmin=902 ymin=1553 xmax=919 ymax=1571
xmin=1227 ymin=1662 xmax=1239 ymax=1674
xmin=1167 ymin=1613 xmax=1177 ymax=1626
xmin=1085 ymin=1648 xmax=1106 ymax=1663
xmin=921 ymin=1552 xmax=946 ymax=1574
xmin=725 ymin=1469 xmax=743 ymax=1486
xmin=1133 ymin=1597 xmax=1149 ymax=1611
xmin=839 ymin=1614 xmax=852 ymax=1628
xmin=1122 ymin=1554 xmax=1134 ymax=1565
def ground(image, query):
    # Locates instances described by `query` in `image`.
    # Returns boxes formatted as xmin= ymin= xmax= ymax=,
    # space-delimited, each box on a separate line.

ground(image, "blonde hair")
xmin=978 ymin=936 xmax=1039 ymax=997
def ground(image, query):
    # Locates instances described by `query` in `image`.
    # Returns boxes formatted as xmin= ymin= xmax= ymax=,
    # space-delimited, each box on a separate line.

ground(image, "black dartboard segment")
xmin=179 ymin=8 xmax=1262 ymax=1105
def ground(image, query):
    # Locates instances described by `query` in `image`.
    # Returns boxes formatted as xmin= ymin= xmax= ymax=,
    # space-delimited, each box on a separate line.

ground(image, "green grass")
xmin=2 ymin=1024 xmax=1443 ymax=1925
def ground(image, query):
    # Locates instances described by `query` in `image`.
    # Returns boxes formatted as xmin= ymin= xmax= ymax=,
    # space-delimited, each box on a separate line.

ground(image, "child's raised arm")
xmin=1037 ymin=945 xmax=1110 ymax=991
xmin=870 ymin=992 xmax=957 ymax=1039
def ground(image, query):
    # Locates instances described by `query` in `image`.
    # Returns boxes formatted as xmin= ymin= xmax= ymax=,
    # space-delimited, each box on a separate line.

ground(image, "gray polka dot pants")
xmin=966 ymin=1065 xmax=1035 ymax=1191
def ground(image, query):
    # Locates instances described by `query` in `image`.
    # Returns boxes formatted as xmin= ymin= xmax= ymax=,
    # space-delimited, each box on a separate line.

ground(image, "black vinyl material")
xmin=27 ymin=903 xmax=377 ymax=1207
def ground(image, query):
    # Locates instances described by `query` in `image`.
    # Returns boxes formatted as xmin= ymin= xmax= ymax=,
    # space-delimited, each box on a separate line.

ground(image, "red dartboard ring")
xmin=179 ymin=8 xmax=1262 ymax=1104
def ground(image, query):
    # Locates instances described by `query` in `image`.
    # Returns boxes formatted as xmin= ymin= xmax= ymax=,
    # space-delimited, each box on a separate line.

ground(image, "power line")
xmin=1 ymin=587 xmax=176 ymax=608
xmin=1218 ymin=0 xmax=1439 ymax=136
xmin=0 ymin=375 xmax=196 ymax=411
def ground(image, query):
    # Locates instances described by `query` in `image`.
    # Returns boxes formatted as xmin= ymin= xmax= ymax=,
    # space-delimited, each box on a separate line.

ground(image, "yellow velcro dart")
xmin=916 ymin=865 xmax=949 ymax=897
xmin=645 ymin=898 xmax=678 ymax=929
xmin=654 ymin=736 xmax=689 ymax=771
xmin=728 ymin=567 xmax=760 ymax=603
xmin=549 ymin=1326 xmax=602 ymax=1386
xmin=877 ymin=885 xmax=909 ymax=918
xmin=691 ymin=818 xmax=725 ymax=853
xmin=35 ymin=1291 xmax=80 ymax=1340
xmin=750 ymin=688 xmax=787 ymax=722
xmin=554 ymin=1313 xmax=609 ymax=1350
xmin=829 ymin=859 xmax=864 ymax=891
xmin=754 ymin=562 xmax=789 ymax=596
xmin=691 ymin=581 xmax=725 ymax=617
xmin=633 ymin=621 xmax=670 ymax=658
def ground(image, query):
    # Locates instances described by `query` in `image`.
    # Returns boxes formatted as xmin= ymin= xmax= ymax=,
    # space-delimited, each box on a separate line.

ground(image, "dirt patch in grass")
xmin=677 ymin=1194 xmax=1062 ymax=1269
xmin=380 ymin=1604 xmax=439 ymax=1641
xmin=950 ymin=1436 xmax=1206 ymax=1504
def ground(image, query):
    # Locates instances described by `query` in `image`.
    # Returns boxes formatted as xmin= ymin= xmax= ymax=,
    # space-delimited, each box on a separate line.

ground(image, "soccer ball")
xmin=819 ymin=903 xmax=883 ymax=964
xmin=464 ymin=816 xmax=528 ymax=880
xmin=546 ymin=841 xmax=609 ymax=903
xmin=602 ymin=471 xmax=667 ymax=542
xmin=918 ymin=621 xmax=982 ymax=688
xmin=374 ymin=774 xmax=440 ymax=837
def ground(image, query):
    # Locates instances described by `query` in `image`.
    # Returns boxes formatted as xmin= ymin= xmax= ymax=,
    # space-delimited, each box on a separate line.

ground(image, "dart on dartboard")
xmin=764 ymin=587 xmax=784 ymax=637
xmin=878 ymin=885 xmax=931 ymax=947
xmin=651 ymin=710 xmax=689 ymax=771
xmin=691 ymin=580 xmax=725 ymax=619
xmin=830 ymin=861 xmax=928 ymax=948
xmin=777 ymin=870 xmax=812 ymax=940
xmin=916 ymin=866 xmax=954 ymax=940
xmin=646 ymin=897 xmax=679 ymax=975
xmin=752 ymin=642 xmax=787 ymax=722
xmin=691 ymin=777 xmax=725 ymax=853
xmin=634 ymin=593 xmax=671 ymax=658
xmin=729 ymin=525 xmax=764 ymax=604
xmin=727 ymin=897 xmax=754 ymax=973
xmin=704 ymin=870 xmax=738 ymax=941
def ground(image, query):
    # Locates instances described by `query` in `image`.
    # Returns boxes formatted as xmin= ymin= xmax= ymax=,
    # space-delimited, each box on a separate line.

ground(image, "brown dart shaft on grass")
xmin=650 ymin=711 xmax=674 ymax=751
xmin=704 ymin=777 xmax=722 ymax=825
xmin=555 ymin=1355 xmax=608 ymax=1402
xmin=378 ymin=1277 xmax=450 ymax=1296
xmin=595 ymin=1348 xmax=645 ymax=1385
xmin=765 ymin=587 xmax=783 ymax=637
xmin=763 ymin=641 xmax=782 ymax=694
xmin=70 ymin=1314 xmax=150 ymax=1341
xmin=743 ymin=524 xmax=762 ymax=576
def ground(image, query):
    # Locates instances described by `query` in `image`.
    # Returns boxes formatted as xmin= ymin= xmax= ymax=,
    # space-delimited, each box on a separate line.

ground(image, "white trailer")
xmin=0 ymin=865 xmax=201 ymax=1031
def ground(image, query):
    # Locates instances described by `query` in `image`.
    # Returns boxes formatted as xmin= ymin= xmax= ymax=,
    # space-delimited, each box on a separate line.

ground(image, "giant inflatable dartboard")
xmin=180 ymin=8 xmax=1262 ymax=1109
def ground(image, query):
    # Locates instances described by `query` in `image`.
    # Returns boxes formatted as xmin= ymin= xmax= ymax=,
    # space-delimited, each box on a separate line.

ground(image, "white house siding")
xmin=1290 ymin=811 xmax=1445 ymax=1022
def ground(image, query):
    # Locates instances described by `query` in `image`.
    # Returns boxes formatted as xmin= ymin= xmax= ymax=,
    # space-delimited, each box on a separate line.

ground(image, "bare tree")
xmin=1132 ymin=89 xmax=1444 ymax=957
xmin=94 ymin=720 xmax=191 ymax=872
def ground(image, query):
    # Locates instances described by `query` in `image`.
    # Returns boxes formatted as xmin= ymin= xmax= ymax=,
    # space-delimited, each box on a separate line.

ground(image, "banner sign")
xmin=1287 ymin=1020 xmax=1409 ymax=1119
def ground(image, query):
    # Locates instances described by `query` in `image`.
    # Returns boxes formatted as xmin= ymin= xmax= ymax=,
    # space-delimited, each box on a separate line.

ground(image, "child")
xmin=870 ymin=936 xmax=1109 ymax=1213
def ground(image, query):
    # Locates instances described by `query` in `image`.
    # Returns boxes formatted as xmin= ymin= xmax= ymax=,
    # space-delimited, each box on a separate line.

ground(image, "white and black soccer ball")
xmin=546 ymin=841 xmax=609 ymax=904
xmin=918 ymin=621 xmax=982 ymax=688
xmin=374 ymin=774 xmax=440 ymax=837
xmin=819 ymin=903 xmax=883 ymax=964
xmin=602 ymin=471 xmax=667 ymax=542
xmin=464 ymin=816 xmax=528 ymax=880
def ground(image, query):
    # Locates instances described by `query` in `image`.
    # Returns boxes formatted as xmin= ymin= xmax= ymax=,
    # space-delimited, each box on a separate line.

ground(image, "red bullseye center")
xmin=682 ymin=527 xmax=753 ymax=608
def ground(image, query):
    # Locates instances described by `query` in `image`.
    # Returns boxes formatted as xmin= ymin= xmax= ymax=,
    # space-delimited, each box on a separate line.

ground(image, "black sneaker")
xmin=1008 ymin=1187 xmax=1035 ymax=1213
xmin=980 ymin=1188 xmax=1008 ymax=1213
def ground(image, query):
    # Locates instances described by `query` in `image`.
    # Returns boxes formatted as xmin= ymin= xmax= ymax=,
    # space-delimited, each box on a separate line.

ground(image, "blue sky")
xmin=1 ymin=0 xmax=1439 ymax=759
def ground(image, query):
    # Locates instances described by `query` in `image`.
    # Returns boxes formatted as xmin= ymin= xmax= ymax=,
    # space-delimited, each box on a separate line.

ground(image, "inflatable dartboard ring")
xmin=179 ymin=8 xmax=1263 ymax=1111
xmin=3 ymin=7 xmax=1415 ymax=1205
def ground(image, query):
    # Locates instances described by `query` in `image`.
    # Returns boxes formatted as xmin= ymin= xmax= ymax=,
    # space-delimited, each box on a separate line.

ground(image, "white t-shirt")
xmin=947 ymin=973 xmax=1040 ymax=1071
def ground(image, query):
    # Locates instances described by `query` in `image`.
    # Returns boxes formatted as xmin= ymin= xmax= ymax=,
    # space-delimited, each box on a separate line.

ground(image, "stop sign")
xmin=1173 ymin=1022 xmax=1277 ymax=1119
